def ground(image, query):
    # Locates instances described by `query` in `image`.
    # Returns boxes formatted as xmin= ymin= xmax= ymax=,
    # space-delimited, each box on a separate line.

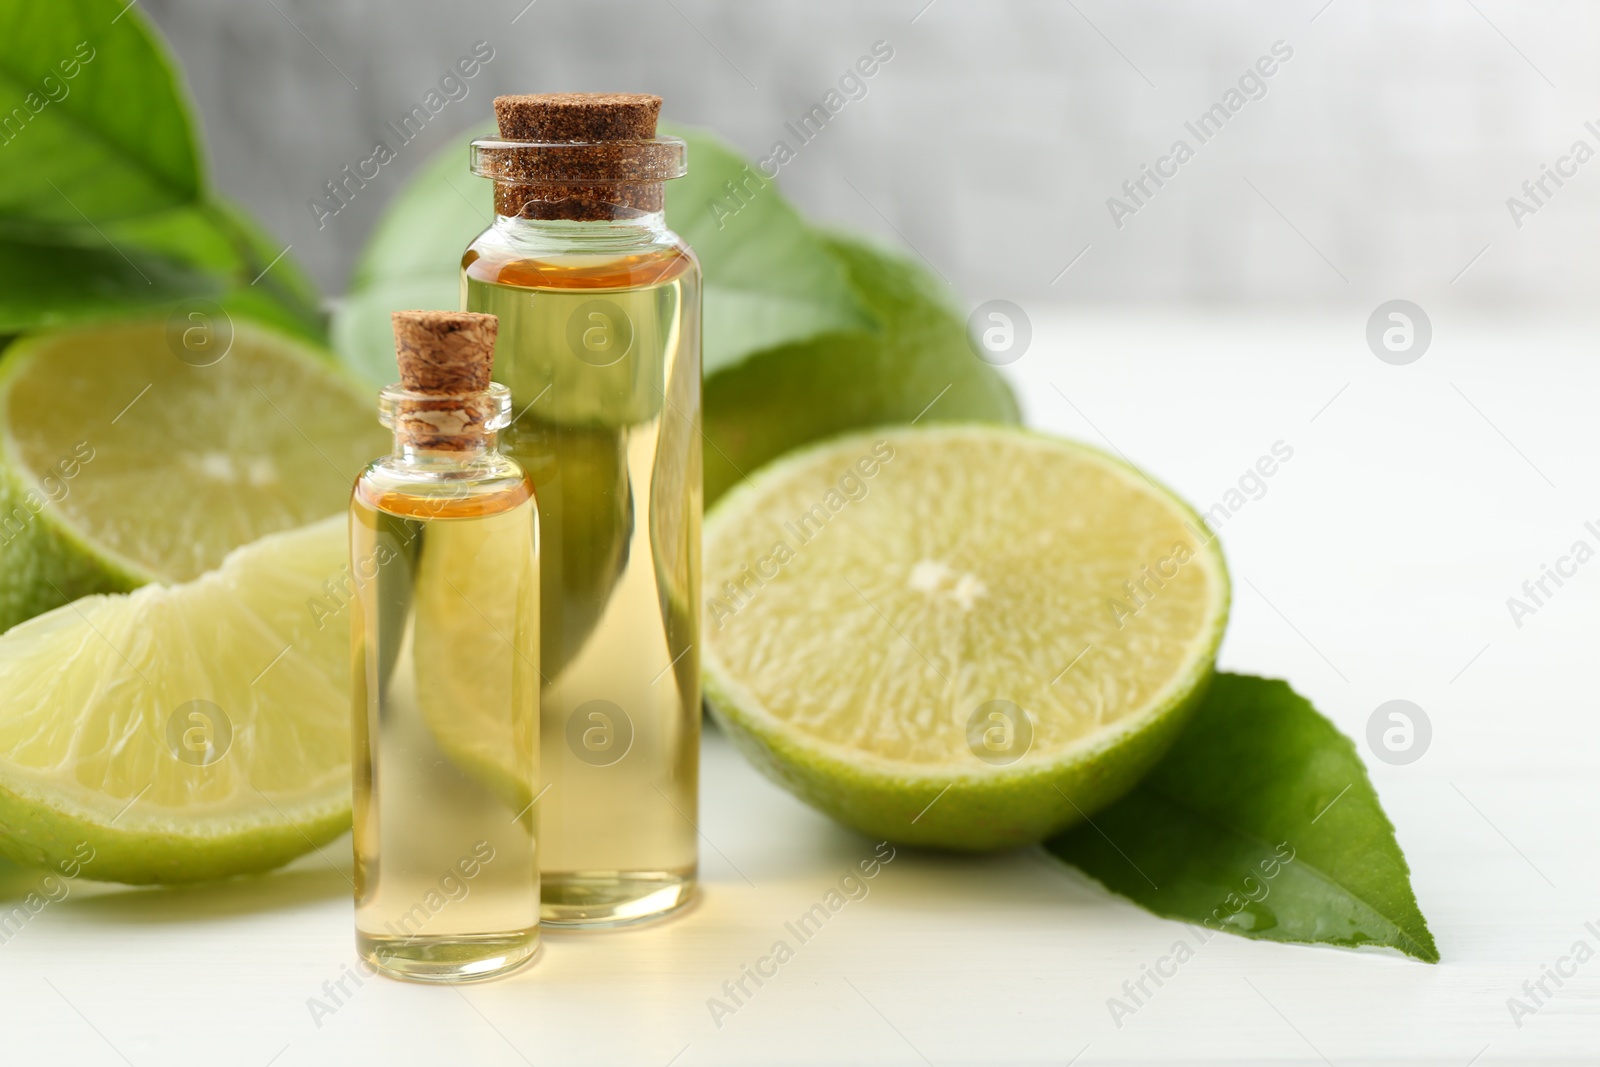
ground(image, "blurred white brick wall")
xmin=146 ymin=0 xmax=1600 ymax=310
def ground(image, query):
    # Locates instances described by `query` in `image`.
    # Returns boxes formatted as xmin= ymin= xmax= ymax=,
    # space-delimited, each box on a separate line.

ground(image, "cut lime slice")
xmin=0 ymin=318 xmax=386 ymax=631
xmin=0 ymin=517 xmax=353 ymax=883
xmin=702 ymin=425 xmax=1230 ymax=849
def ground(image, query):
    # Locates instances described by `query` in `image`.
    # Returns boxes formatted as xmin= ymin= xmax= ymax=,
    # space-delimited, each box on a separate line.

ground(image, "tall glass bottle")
xmin=351 ymin=311 xmax=540 ymax=980
xmin=462 ymin=94 xmax=700 ymax=926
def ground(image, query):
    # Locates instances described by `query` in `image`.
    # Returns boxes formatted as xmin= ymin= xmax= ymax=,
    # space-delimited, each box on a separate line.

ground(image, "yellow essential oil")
xmin=351 ymin=311 xmax=540 ymax=981
xmin=464 ymin=93 xmax=700 ymax=926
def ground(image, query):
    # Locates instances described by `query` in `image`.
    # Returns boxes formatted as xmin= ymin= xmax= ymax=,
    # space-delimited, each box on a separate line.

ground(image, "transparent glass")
xmin=350 ymin=385 xmax=542 ymax=981
xmin=463 ymin=202 xmax=701 ymax=927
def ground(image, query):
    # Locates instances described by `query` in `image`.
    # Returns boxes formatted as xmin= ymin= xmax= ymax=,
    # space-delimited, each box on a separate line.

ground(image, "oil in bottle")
xmin=350 ymin=310 xmax=540 ymax=980
xmin=463 ymin=93 xmax=700 ymax=926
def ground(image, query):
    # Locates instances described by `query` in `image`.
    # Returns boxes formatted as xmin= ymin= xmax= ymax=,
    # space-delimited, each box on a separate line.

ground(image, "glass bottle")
xmin=350 ymin=310 xmax=541 ymax=981
xmin=462 ymin=94 xmax=700 ymax=927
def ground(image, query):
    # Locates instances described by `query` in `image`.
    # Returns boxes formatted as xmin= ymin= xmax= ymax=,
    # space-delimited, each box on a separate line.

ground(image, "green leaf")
xmin=0 ymin=0 xmax=203 ymax=225
xmin=116 ymin=199 xmax=322 ymax=319
xmin=1044 ymin=673 xmax=1438 ymax=962
xmin=0 ymin=231 xmax=219 ymax=332
xmin=332 ymin=121 xmax=874 ymax=387
xmin=659 ymin=123 xmax=872 ymax=373
xmin=0 ymin=1 xmax=320 ymax=339
xmin=117 ymin=198 xmax=327 ymax=340
xmin=0 ymin=200 xmax=324 ymax=340
xmin=704 ymin=231 xmax=1020 ymax=503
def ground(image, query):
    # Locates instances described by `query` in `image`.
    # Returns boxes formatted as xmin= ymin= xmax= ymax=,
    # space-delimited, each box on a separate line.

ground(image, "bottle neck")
xmin=377 ymin=382 xmax=513 ymax=470
xmin=389 ymin=428 xmax=502 ymax=468
xmin=489 ymin=200 xmax=670 ymax=250
xmin=471 ymin=135 xmax=685 ymax=223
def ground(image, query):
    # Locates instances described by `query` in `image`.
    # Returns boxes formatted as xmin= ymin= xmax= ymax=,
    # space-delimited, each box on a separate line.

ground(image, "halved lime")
xmin=0 ymin=517 xmax=353 ymax=883
xmin=702 ymin=425 xmax=1230 ymax=849
xmin=0 ymin=318 xmax=385 ymax=631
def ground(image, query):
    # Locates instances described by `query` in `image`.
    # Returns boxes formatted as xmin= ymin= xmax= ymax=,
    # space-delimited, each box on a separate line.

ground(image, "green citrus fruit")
xmin=0 ymin=517 xmax=353 ymax=883
xmin=0 ymin=318 xmax=385 ymax=631
xmin=702 ymin=425 xmax=1230 ymax=849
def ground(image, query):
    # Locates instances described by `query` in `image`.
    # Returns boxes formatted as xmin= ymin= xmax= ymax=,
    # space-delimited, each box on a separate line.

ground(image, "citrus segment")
xmin=0 ymin=517 xmax=354 ymax=883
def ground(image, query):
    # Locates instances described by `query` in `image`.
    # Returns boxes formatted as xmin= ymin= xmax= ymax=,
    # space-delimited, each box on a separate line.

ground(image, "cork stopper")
xmin=485 ymin=92 xmax=669 ymax=220
xmin=494 ymin=93 xmax=661 ymax=142
xmin=389 ymin=311 xmax=501 ymax=450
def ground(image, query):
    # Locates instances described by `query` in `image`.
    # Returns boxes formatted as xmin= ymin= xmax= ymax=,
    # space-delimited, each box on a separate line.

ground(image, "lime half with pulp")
xmin=0 ymin=318 xmax=385 ymax=631
xmin=702 ymin=425 xmax=1229 ymax=849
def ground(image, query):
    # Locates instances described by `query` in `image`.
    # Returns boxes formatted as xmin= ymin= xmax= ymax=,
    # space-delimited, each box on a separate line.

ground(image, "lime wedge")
xmin=702 ymin=426 xmax=1230 ymax=849
xmin=0 ymin=517 xmax=353 ymax=883
xmin=0 ymin=318 xmax=385 ymax=631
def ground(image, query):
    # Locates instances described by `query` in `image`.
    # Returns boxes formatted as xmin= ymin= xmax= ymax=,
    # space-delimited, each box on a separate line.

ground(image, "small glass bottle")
xmin=463 ymin=93 xmax=700 ymax=927
xmin=350 ymin=310 xmax=540 ymax=981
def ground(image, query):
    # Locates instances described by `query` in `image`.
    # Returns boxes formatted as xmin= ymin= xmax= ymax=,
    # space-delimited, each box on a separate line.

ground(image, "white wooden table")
xmin=2 ymin=310 xmax=1592 ymax=1065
